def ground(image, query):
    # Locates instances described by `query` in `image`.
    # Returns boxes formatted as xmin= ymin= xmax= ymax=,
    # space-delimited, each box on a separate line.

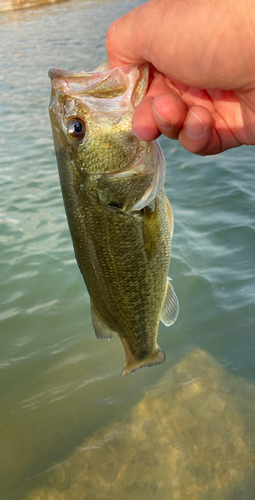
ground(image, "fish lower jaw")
xmin=120 ymin=345 xmax=166 ymax=378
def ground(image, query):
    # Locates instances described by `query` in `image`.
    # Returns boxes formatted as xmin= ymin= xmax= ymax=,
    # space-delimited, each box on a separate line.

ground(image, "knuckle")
xmin=106 ymin=19 xmax=119 ymax=53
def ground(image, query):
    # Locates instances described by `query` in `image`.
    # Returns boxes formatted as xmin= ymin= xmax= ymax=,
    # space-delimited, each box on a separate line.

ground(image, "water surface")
xmin=1 ymin=1 xmax=255 ymax=499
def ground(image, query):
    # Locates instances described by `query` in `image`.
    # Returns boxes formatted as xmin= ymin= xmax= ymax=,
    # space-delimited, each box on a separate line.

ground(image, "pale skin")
xmin=106 ymin=0 xmax=255 ymax=155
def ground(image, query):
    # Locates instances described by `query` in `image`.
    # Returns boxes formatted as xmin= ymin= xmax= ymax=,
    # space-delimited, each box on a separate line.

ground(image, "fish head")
xmin=48 ymin=62 xmax=149 ymax=175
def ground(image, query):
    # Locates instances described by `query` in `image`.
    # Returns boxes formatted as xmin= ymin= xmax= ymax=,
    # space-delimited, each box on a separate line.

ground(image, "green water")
xmin=1 ymin=1 xmax=255 ymax=499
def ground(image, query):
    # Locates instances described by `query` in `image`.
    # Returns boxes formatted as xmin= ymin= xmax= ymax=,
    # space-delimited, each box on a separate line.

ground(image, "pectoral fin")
xmin=120 ymin=344 xmax=166 ymax=377
xmin=160 ymin=277 xmax=179 ymax=326
xmin=91 ymin=303 xmax=115 ymax=340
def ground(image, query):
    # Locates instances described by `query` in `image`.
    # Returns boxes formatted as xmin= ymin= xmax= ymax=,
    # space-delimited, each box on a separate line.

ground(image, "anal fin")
xmin=91 ymin=303 xmax=115 ymax=340
xmin=160 ymin=277 xmax=179 ymax=326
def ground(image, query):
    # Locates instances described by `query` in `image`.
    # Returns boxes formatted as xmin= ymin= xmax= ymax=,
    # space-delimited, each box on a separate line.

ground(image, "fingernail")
xmin=153 ymin=107 xmax=173 ymax=132
xmin=185 ymin=111 xmax=206 ymax=139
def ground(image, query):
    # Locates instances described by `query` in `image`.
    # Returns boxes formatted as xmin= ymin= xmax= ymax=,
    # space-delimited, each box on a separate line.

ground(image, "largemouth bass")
xmin=48 ymin=62 xmax=179 ymax=376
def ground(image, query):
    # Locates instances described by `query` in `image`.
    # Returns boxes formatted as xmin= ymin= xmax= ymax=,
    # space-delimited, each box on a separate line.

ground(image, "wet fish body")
xmin=49 ymin=62 xmax=179 ymax=376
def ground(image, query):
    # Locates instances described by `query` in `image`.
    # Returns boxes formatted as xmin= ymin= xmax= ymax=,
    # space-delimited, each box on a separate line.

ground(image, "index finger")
xmin=106 ymin=4 xmax=152 ymax=68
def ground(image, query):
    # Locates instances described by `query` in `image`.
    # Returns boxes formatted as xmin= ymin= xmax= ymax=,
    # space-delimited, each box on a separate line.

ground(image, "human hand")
xmin=106 ymin=0 xmax=255 ymax=155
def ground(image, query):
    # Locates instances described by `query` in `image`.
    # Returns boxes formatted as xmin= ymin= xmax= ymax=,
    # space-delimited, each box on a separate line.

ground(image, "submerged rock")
xmin=23 ymin=349 xmax=255 ymax=500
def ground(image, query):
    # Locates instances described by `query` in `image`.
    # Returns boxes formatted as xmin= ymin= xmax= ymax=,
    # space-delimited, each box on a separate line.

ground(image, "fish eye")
xmin=67 ymin=118 xmax=86 ymax=140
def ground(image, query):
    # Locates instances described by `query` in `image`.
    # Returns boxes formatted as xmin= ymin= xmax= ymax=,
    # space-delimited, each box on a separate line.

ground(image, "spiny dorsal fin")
xmin=160 ymin=277 xmax=179 ymax=326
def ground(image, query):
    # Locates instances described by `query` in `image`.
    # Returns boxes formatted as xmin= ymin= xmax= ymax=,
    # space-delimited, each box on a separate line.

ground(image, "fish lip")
xmin=48 ymin=66 xmax=112 ymax=93
xmin=48 ymin=65 xmax=129 ymax=99
xmin=48 ymin=61 xmax=110 ymax=80
xmin=48 ymin=67 xmax=106 ymax=80
xmin=48 ymin=65 xmax=128 ymax=87
xmin=48 ymin=63 xmax=149 ymax=104
xmin=48 ymin=63 xmax=143 ymax=80
xmin=48 ymin=67 xmax=72 ymax=80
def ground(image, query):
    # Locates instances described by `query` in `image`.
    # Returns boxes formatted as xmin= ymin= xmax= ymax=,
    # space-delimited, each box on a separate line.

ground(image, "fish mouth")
xmin=48 ymin=62 xmax=165 ymax=208
xmin=48 ymin=62 xmax=149 ymax=106
xmin=48 ymin=60 xmax=109 ymax=81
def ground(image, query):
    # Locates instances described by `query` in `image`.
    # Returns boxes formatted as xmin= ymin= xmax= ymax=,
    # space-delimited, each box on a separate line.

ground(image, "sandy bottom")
xmin=23 ymin=349 xmax=255 ymax=500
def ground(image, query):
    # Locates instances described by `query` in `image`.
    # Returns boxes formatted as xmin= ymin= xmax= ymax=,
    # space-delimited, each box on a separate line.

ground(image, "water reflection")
xmin=23 ymin=349 xmax=255 ymax=500
xmin=0 ymin=0 xmax=120 ymax=24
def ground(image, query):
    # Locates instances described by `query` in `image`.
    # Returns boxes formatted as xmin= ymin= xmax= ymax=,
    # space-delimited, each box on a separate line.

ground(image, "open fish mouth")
xmin=49 ymin=62 xmax=149 ymax=109
xmin=49 ymin=61 xmax=166 ymax=209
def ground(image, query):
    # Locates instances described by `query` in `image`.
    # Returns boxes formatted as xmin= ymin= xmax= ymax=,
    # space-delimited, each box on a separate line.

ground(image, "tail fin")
xmin=120 ymin=345 xmax=166 ymax=378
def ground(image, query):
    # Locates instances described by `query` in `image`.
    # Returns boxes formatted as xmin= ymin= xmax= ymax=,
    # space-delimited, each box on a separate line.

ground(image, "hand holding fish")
xmin=106 ymin=0 xmax=255 ymax=156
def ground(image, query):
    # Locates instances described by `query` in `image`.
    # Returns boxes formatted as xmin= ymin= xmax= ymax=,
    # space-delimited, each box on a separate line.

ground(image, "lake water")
xmin=1 ymin=1 xmax=255 ymax=499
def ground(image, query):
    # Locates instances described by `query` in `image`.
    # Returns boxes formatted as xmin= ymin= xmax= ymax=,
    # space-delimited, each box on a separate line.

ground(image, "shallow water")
xmin=1 ymin=1 xmax=255 ymax=499
xmin=22 ymin=349 xmax=255 ymax=500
